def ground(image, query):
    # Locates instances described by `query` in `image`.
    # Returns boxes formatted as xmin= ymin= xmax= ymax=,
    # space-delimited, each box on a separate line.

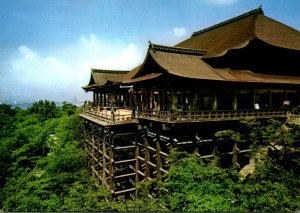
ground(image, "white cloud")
xmin=207 ymin=0 xmax=238 ymax=6
xmin=173 ymin=27 xmax=187 ymax=37
xmin=6 ymin=34 xmax=143 ymax=102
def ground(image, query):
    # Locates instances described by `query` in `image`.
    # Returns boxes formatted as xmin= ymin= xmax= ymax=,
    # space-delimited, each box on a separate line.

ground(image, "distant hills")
xmin=0 ymin=101 xmax=85 ymax=109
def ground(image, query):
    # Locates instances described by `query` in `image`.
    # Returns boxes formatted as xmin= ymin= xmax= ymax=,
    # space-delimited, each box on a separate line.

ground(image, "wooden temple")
xmin=80 ymin=7 xmax=300 ymax=198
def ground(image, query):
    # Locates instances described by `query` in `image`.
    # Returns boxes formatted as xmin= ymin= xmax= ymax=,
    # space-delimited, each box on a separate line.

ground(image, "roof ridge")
xmin=91 ymin=68 xmax=129 ymax=74
xmin=192 ymin=6 xmax=264 ymax=37
xmin=149 ymin=42 xmax=207 ymax=55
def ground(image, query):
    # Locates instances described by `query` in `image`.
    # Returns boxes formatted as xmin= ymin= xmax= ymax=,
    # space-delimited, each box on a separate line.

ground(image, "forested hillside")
xmin=0 ymin=101 xmax=299 ymax=211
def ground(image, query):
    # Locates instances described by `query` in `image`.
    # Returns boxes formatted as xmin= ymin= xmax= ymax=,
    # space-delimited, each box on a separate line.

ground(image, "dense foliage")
xmin=1 ymin=101 xmax=299 ymax=211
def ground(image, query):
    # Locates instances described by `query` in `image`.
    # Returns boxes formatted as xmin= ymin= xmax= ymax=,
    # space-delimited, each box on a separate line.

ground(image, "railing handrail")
xmin=82 ymin=106 xmax=290 ymax=124
xmin=82 ymin=107 xmax=134 ymax=124
xmin=138 ymin=108 xmax=288 ymax=113
xmin=137 ymin=108 xmax=289 ymax=122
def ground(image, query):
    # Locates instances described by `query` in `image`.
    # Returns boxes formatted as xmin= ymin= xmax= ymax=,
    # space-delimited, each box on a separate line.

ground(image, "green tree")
xmin=162 ymin=150 xmax=240 ymax=212
xmin=28 ymin=100 xmax=57 ymax=120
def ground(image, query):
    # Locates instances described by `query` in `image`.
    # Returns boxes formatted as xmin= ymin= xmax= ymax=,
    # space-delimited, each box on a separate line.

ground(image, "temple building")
xmin=81 ymin=7 xmax=300 ymax=197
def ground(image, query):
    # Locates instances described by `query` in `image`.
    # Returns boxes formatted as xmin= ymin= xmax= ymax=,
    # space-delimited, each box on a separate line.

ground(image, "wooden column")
xmin=156 ymin=141 xmax=162 ymax=176
xmin=160 ymin=90 xmax=165 ymax=111
xmin=104 ymin=93 xmax=107 ymax=107
xmin=171 ymin=89 xmax=177 ymax=110
xmin=96 ymin=92 xmax=99 ymax=105
xmin=99 ymin=93 xmax=102 ymax=107
xmin=232 ymin=142 xmax=238 ymax=165
xmin=233 ymin=91 xmax=238 ymax=110
xmin=135 ymin=146 xmax=140 ymax=198
xmin=252 ymin=89 xmax=256 ymax=108
xmin=269 ymin=89 xmax=272 ymax=108
xmin=91 ymin=135 xmax=96 ymax=178
xmin=93 ymin=92 xmax=96 ymax=104
xmin=109 ymin=133 xmax=114 ymax=191
xmin=212 ymin=89 xmax=218 ymax=111
xmin=157 ymin=91 xmax=161 ymax=110
xmin=114 ymin=93 xmax=118 ymax=107
xmin=102 ymin=142 xmax=107 ymax=187
xmin=149 ymin=91 xmax=153 ymax=109
xmin=144 ymin=138 xmax=150 ymax=179
xmin=191 ymin=91 xmax=197 ymax=111
xmin=183 ymin=91 xmax=187 ymax=111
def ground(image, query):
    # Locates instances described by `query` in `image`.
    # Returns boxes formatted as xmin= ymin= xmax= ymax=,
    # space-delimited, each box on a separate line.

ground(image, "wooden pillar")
xmin=232 ymin=142 xmax=238 ymax=165
xmin=96 ymin=92 xmax=99 ymax=105
xmin=171 ymin=89 xmax=177 ymax=110
xmin=157 ymin=90 xmax=161 ymax=111
xmin=91 ymin=135 xmax=95 ymax=178
xmin=252 ymin=89 xmax=256 ymax=108
xmin=269 ymin=89 xmax=272 ymax=108
xmin=93 ymin=92 xmax=96 ymax=104
xmin=97 ymin=133 xmax=102 ymax=180
xmin=135 ymin=146 xmax=140 ymax=198
xmin=133 ymin=91 xmax=137 ymax=107
xmin=284 ymin=88 xmax=288 ymax=101
xmin=191 ymin=91 xmax=197 ymax=111
xmin=212 ymin=89 xmax=218 ymax=111
xmin=298 ymin=89 xmax=300 ymax=106
xmin=149 ymin=91 xmax=153 ymax=109
xmin=144 ymin=138 xmax=150 ymax=179
xmin=183 ymin=91 xmax=187 ymax=111
xmin=99 ymin=93 xmax=102 ymax=107
xmin=102 ymin=142 xmax=107 ymax=187
xmin=114 ymin=93 xmax=118 ymax=107
xmin=156 ymin=141 xmax=162 ymax=176
xmin=233 ymin=91 xmax=238 ymax=110
xmin=119 ymin=94 xmax=122 ymax=106
xmin=109 ymin=133 xmax=114 ymax=191
xmin=146 ymin=90 xmax=150 ymax=109
xmin=160 ymin=90 xmax=165 ymax=111
xmin=104 ymin=93 xmax=107 ymax=107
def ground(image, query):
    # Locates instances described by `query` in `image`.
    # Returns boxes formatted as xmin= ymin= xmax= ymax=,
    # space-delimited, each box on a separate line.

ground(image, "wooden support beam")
xmin=102 ymin=142 xmax=107 ymax=187
xmin=137 ymin=156 xmax=145 ymax=161
xmin=148 ymin=161 xmax=156 ymax=168
xmin=147 ymin=146 xmax=156 ymax=152
xmin=172 ymin=89 xmax=177 ymax=111
xmin=109 ymin=134 xmax=114 ymax=190
xmin=213 ymin=89 xmax=218 ymax=110
xmin=232 ymin=142 xmax=238 ymax=165
xmin=144 ymin=138 xmax=150 ymax=179
xmin=156 ymin=141 xmax=162 ymax=175
xmin=114 ymin=173 xmax=136 ymax=179
xmin=114 ymin=159 xmax=136 ymax=164
xmin=114 ymin=145 xmax=136 ymax=150
xmin=233 ymin=91 xmax=238 ymax=110
xmin=113 ymin=187 xmax=136 ymax=195
xmin=135 ymin=146 xmax=140 ymax=198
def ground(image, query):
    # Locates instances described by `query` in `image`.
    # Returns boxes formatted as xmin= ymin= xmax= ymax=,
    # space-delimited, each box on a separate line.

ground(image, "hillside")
xmin=0 ymin=100 xmax=299 ymax=211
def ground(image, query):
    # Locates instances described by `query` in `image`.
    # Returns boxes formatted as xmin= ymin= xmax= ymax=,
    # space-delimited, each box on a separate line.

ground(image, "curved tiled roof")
xmin=82 ymin=7 xmax=300 ymax=89
xmin=176 ymin=7 xmax=300 ymax=57
xmin=149 ymin=49 xmax=222 ymax=80
xmin=125 ymin=44 xmax=300 ymax=85
xmin=82 ymin=69 xmax=129 ymax=90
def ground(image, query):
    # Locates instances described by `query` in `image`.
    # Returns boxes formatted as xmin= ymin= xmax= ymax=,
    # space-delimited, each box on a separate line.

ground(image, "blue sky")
xmin=0 ymin=0 xmax=300 ymax=103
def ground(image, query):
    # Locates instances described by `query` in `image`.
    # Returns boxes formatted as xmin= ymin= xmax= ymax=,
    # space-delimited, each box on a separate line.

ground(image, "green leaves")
xmin=163 ymin=152 xmax=239 ymax=211
xmin=1 ymin=102 xmax=300 ymax=211
xmin=28 ymin=100 xmax=58 ymax=121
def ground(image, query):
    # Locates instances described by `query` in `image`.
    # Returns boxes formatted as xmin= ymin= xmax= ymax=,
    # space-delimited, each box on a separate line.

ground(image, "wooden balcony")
xmin=80 ymin=105 xmax=289 ymax=125
xmin=80 ymin=106 xmax=134 ymax=126
xmin=137 ymin=108 xmax=289 ymax=123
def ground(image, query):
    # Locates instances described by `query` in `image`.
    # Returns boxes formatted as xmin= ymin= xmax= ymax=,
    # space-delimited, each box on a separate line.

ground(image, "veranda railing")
xmin=82 ymin=106 xmax=133 ymax=124
xmin=137 ymin=108 xmax=289 ymax=122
